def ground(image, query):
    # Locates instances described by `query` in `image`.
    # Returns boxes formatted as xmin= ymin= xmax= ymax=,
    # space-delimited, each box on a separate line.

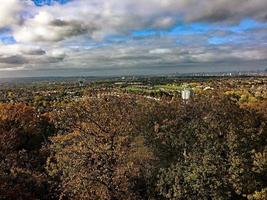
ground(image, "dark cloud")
xmin=21 ymin=49 xmax=46 ymax=55
xmin=0 ymin=55 xmax=28 ymax=65
xmin=183 ymin=0 xmax=267 ymax=22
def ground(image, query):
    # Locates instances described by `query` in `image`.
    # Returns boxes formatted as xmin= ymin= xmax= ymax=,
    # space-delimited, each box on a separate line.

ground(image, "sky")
xmin=0 ymin=0 xmax=267 ymax=77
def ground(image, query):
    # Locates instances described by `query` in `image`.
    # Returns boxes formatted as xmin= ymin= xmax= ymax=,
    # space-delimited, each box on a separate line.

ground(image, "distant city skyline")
xmin=0 ymin=0 xmax=267 ymax=77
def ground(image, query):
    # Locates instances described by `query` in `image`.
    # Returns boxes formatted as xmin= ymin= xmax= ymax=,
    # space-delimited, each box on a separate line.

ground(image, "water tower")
xmin=181 ymin=88 xmax=191 ymax=103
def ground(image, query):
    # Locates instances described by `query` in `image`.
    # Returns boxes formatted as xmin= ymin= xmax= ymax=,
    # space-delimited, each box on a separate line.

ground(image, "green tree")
xmin=140 ymin=97 xmax=267 ymax=200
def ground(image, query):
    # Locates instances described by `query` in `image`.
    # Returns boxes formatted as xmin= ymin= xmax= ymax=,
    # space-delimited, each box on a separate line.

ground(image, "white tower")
xmin=181 ymin=89 xmax=191 ymax=102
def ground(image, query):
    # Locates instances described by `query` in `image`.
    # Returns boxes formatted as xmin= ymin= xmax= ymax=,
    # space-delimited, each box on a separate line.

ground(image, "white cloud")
xmin=48 ymin=48 xmax=66 ymax=60
xmin=1 ymin=0 xmax=267 ymax=75
xmin=0 ymin=44 xmax=45 ymax=56
xmin=0 ymin=0 xmax=264 ymax=44
xmin=0 ymin=43 xmax=66 ymax=70
xmin=0 ymin=0 xmax=23 ymax=28
xmin=149 ymin=48 xmax=172 ymax=54
xmin=2 ymin=35 xmax=267 ymax=72
xmin=12 ymin=0 xmax=267 ymax=43
xmin=14 ymin=11 xmax=88 ymax=42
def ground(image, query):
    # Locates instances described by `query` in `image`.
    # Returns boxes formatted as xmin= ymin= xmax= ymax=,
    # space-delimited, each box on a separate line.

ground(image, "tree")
xmin=140 ymin=96 xmax=267 ymax=200
xmin=0 ymin=103 xmax=55 ymax=200
xmin=47 ymin=97 xmax=155 ymax=200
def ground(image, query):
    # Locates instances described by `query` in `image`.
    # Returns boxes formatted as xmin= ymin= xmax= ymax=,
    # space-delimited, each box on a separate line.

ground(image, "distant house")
xmin=203 ymin=86 xmax=214 ymax=91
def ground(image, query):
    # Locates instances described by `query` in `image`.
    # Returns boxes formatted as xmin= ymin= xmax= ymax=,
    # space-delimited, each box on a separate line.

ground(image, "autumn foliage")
xmin=47 ymin=97 xmax=154 ymax=200
xmin=0 ymin=94 xmax=266 ymax=200
xmin=0 ymin=103 xmax=54 ymax=200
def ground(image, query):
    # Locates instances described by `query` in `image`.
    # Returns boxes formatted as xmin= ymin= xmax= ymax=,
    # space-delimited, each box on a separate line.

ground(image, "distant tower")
xmin=181 ymin=89 xmax=191 ymax=103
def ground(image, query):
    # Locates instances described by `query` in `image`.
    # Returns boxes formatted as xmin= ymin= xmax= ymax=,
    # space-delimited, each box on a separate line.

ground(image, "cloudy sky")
xmin=0 ymin=0 xmax=267 ymax=77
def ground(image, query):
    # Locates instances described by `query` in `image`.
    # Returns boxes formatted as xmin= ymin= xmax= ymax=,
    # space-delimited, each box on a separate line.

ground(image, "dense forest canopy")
xmin=0 ymin=77 xmax=266 ymax=200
